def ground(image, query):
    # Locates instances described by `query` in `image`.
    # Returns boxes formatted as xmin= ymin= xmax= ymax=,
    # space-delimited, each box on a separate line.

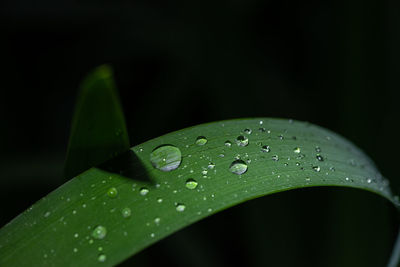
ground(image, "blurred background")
xmin=1 ymin=0 xmax=399 ymax=266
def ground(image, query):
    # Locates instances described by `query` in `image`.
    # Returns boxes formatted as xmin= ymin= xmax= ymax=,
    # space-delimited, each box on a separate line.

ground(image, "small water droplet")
xmin=185 ymin=179 xmax=198 ymax=189
xmin=176 ymin=204 xmax=186 ymax=212
xmin=74 ymin=233 xmax=79 ymax=238
xmin=366 ymin=178 xmax=372 ymax=184
xmin=293 ymin=147 xmax=301 ymax=154
xmin=44 ymin=211 xmax=51 ymax=218
xmin=98 ymin=254 xmax=107 ymax=262
xmin=259 ymin=120 xmax=264 ymax=125
xmin=258 ymin=127 xmax=266 ymax=132
xmin=316 ymin=154 xmax=324 ymax=161
xmin=89 ymin=239 xmax=94 ymax=244
xmin=272 ymin=155 xmax=279 ymax=161
xmin=208 ymin=162 xmax=215 ymax=169
xmin=195 ymin=136 xmax=208 ymax=146
xmin=236 ymin=136 xmax=249 ymax=147
xmin=140 ymin=187 xmax=149 ymax=196
xmin=229 ymin=160 xmax=248 ymax=175
xmin=244 ymin=128 xmax=252 ymax=134
xmin=315 ymin=146 xmax=321 ymax=153
xmin=278 ymin=134 xmax=284 ymax=140
xmin=224 ymin=140 xmax=232 ymax=147
xmin=261 ymin=145 xmax=270 ymax=153
xmin=107 ymin=187 xmax=118 ymax=198
xmin=154 ymin=217 xmax=161 ymax=224
xmin=92 ymin=225 xmax=107 ymax=239
xmin=121 ymin=207 xmax=131 ymax=218
xmin=157 ymin=197 xmax=163 ymax=203
xmin=73 ymin=248 xmax=78 ymax=253
xmin=150 ymin=145 xmax=182 ymax=172
xmin=312 ymin=166 xmax=321 ymax=172
xmin=201 ymin=170 xmax=208 ymax=176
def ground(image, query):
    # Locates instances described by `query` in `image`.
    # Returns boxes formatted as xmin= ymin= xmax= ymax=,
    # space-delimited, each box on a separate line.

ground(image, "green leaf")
xmin=64 ymin=65 xmax=130 ymax=179
xmin=0 ymin=118 xmax=398 ymax=266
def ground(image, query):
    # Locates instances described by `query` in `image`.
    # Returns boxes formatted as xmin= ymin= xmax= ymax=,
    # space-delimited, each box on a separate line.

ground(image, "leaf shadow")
xmin=97 ymin=150 xmax=154 ymax=184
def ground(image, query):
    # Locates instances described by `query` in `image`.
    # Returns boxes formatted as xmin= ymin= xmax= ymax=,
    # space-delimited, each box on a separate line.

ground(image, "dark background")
xmin=1 ymin=0 xmax=399 ymax=266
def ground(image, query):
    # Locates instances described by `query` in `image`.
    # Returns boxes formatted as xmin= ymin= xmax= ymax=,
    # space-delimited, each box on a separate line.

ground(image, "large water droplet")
xmin=92 ymin=225 xmax=107 ymax=240
xmin=121 ymin=207 xmax=131 ymax=218
xmin=98 ymin=254 xmax=107 ymax=262
xmin=176 ymin=204 xmax=186 ymax=212
xmin=236 ymin=136 xmax=249 ymax=147
xmin=150 ymin=145 xmax=182 ymax=171
xmin=229 ymin=160 xmax=248 ymax=175
xmin=195 ymin=136 xmax=208 ymax=146
xmin=185 ymin=179 xmax=198 ymax=190
xmin=139 ymin=187 xmax=149 ymax=196
xmin=107 ymin=187 xmax=118 ymax=198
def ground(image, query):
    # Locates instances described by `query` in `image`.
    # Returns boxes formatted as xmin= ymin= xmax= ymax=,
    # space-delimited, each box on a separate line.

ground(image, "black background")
xmin=1 ymin=0 xmax=399 ymax=266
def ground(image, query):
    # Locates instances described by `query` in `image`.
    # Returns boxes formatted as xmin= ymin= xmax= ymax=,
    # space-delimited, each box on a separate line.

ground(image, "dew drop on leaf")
xmin=139 ymin=187 xmax=149 ymax=196
xmin=224 ymin=140 xmax=232 ymax=147
xmin=98 ymin=254 xmax=106 ymax=262
xmin=150 ymin=145 xmax=182 ymax=171
xmin=293 ymin=147 xmax=301 ymax=154
xmin=185 ymin=179 xmax=198 ymax=190
xmin=272 ymin=155 xmax=279 ymax=161
xmin=261 ymin=145 xmax=270 ymax=153
xmin=107 ymin=187 xmax=118 ymax=198
xmin=229 ymin=160 xmax=248 ymax=175
xmin=176 ymin=204 xmax=186 ymax=212
xmin=312 ymin=166 xmax=321 ymax=172
xmin=92 ymin=225 xmax=107 ymax=240
xmin=121 ymin=207 xmax=131 ymax=218
xmin=316 ymin=155 xmax=324 ymax=161
xmin=244 ymin=128 xmax=252 ymax=134
xmin=195 ymin=136 xmax=208 ymax=146
xmin=236 ymin=136 xmax=249 ymax=146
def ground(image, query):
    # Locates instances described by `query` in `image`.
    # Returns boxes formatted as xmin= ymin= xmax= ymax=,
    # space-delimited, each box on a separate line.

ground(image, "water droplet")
xmin=107 ymin=187 xmax=118 ymax=198
xmin=278 ymin=134 xmax=284 ymax=140
xmin=366 ymin=178 xmax=372 ymax=184
xmin=316 ymin=154 xmax=324 ymax=161
xmin=244 ymin=128 xmax=252 ymax=134
xmin=92 ymin=225 xmax=107 ymax=240
xmin=73 ymin=248 xmax=78 ymax=253
xmin=150 ymin=145 xmax=182 ymax=172
xmin=208 ymin=162 xmax=215 ymax=169
xmin=293 ymin=147 xmax=301 ymax=154
xmin=74 ymin=233 xmax=79 ymax=238
xmin=121 ymin=207 xmax=131 ymax=218
xmin=157 ymin=197 xmax=163 ymax=203
xmin=229 ymin=160 xmax=248 ymax=175
xmin=259 ymin=120 xmax=264 ymax=125
xmin=98 ymin=254 xmax=107 ymax=262
xmin=315 ymin=146 xmax=321 ymax=153
xmin=258 ymin=127 xmax=266 ymax=132
xmin=272 ymin=155 xmax=279 ymax=161
xmin=312 ymin=166 xmax=321 ymax=172
xmin=261 ymin=145 xmax=270 ymax=153
xmin=154 ymin=217 xmax=161 ymax=224
xmin=201 ymin=170 xmax=208 ymax=176
xmin=185 ymin=179 xmax=198 ymax=189
xmin=44 ymin=211 xmax=51 ymax=218
xmin=236 ymin=136 xmax=249 ymax=146
xmin=224 ymin=140 xmax=232 ymax=147
xmin=140 ymin=187 xmax=149 ymax=196
xmin=176 ymin=204 xmax=186 ymax=212
xmin=195 ymin=136 xmax=208 ymax=146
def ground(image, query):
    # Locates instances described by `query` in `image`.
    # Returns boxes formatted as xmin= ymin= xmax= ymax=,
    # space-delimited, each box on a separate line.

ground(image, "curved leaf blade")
xmin=64 ymin=65 xmax=130 ymax=179
xmin=0 ymin=118 xmax=398 ymax=266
